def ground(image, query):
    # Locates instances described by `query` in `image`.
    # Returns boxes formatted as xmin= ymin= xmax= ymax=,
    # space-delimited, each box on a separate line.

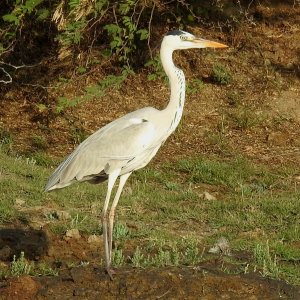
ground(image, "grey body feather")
xmin=45 ymin=107 xmax=167 ymax=191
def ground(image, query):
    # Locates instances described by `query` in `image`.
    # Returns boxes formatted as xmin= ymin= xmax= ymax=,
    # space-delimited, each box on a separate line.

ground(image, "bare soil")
xmin=2 ymin=267 xmax=300 ymax=300
xmin=0 ymin=3 xmax=300 ymax=299
xmin=0 ymin=225 xmax=299 ymax=300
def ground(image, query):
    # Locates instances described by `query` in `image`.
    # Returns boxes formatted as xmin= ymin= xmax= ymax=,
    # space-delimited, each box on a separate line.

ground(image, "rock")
xmin=65 ymin=229 xmax=81 ymax=239
xmin=87 ymin=234 xmax=102 ymax=245
xmin=0 ymin=245 xmax=12 ymax=260
xmin=28 ymin=218 xmax=48 ymax=230
xmin=202 ymin=191 xmax=217 ymax=201
xmin=208 ymin=237 xmax=231 ymax=256
xmin=14 ymin=198 xmax=25 ymax=207
xmin=56 ymin=210 xmax=71 ymax=220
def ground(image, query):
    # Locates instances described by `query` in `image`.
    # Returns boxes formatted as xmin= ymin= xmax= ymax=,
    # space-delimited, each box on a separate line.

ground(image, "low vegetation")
xmin=0 ymin=147 xmax=299 ymax=284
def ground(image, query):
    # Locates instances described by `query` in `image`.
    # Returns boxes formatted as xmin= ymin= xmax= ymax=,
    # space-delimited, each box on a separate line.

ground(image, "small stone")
xmin=87 ymin=234 xmax=102 ymax=245
xmin=0 ymin=245 xmax=12 ymax=260
xmin=56 ymin=210 xmax=71 ymax=220
xmin=202 ymin=191 xmax=217 ymax=201
xmin=15 ymin=198 xmax=25 ymax=207
xmin=208 ymin=237 xmax=231 ymax=256
xmin=65 ymin=228 xmax=81 ymax=239
xmin=29 ymin=219 xmax=48 ymax=230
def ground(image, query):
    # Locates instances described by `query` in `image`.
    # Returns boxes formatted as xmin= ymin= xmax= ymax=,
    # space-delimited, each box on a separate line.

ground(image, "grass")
xmin=211 ymin=64 xmax=232 ymax=85
xmin=0 ymin=149 xmax=299 ymax=284
xmin=0 ymin=251 xmax=58 ymax=279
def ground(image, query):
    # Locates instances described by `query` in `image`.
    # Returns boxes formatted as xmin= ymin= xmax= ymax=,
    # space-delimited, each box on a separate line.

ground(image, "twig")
xmin=0 ymin=61 xmax=39 ymax=69
xmin=21 ymin=83 xmax=56 ymax=89
xmin=156 ymin=289 xmax=171 ymax=299
xmin=0 ymin=67 xmax=12 ymax=84
xmin=112 ymin=4 xmax=119 ymax=26
xmin=148 ymin=2 xmax=156 ymax=59
xmin=134 ymin=2 xmax=145 ymax=27
xmin=0 ymin=61 xmax=39 ymax=84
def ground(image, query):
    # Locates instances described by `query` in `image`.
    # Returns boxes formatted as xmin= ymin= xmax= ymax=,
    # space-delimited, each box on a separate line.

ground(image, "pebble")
xmin=202 ymin=191 xmax=217 ymax=201
xmin=87 ymin=234 xmax=102 ymax=245
xmin=56 ymin=210 xmax=71 ymax=220
xmin=65 ymin=228 xmax=81 ymax=239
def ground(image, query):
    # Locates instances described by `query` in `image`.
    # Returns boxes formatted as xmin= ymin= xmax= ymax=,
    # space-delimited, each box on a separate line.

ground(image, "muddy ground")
xmin=0 ymin=2 xmax=300 ymax=300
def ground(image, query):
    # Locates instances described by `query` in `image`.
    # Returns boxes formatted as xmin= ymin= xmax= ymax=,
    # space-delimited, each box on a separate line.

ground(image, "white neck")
xmin=160 ymin=43 xmax=186 ymax=132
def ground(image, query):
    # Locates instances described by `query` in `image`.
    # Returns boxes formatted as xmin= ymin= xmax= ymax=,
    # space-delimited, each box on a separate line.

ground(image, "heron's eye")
xmin=180 ymin=35 xmax=188 ymax=41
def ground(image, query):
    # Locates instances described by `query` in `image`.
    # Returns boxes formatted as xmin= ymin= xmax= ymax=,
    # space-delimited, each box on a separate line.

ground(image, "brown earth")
xmin=1 ymin=267 xmax=300 ymax=300
xmin=0 ymin=3 xmax=300 ymax=300
xmin=0 ymin=225 xmax=300 ymax=300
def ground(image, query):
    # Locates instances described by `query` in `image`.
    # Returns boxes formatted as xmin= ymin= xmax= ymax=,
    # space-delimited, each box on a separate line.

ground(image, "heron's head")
xmin=163 ymin=30 xmax=228 ymax=50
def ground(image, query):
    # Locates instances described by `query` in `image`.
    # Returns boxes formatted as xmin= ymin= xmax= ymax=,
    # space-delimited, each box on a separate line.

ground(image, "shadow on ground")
xmin=0 ymin=228 xmax=48 ymax=261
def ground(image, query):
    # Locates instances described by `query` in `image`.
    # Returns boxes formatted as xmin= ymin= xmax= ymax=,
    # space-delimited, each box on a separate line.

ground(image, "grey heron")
xmin=45 ymin=30 xmax=227 ymax=278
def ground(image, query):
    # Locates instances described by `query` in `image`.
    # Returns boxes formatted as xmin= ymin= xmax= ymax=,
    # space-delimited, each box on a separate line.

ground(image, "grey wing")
xmin=45 ymin=109 xmax=159 ymax=191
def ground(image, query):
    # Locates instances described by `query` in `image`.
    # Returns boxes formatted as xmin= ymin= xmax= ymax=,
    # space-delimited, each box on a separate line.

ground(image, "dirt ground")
xmin=0 ymin=225 xmax=299 ymax=300
xmin=0 ymin=2 xmax=300 ymax=300
xmin=1 ymin=267 xmax=300 ymax=300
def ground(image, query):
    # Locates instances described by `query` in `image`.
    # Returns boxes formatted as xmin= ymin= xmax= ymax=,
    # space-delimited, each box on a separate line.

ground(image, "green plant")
xmin=186 ymin=78 xmax=205 ymax=94
xmin=112 ymin=249 xmax=125 ymax=267
xmin=31 ymin=135 xmax=48 ymax=150
xmin=55 ymin=97 xmax=81 ymax=114
xmin=154 ymin=247 xmax=173 ymax=266
xmin=226 ymin=91 xmax=241 ymax=106
xmin=113 ymin=223 xmax=130 ymax=240
xmin=70 ymin=213 xmax=87 ymax=229
xmin=183 ymin=238 xmax=202 ymax=265
xmin=145 ymin=55 xmax=167 ymax=81
xmin=58 ymin=18 xmax=87 ymax=47
xmin=0 ymin=128 xmax=13 ymax=153
xmin=34 ymin=263 xmax=58 ymax=276
xmin=1 ymin=0 xmax=50 ymax=63
xmin=104 ymin=23 xmax=148 ymax=65
xmin=131 ymin=246 xmax=144 ymax=267
xmin=229 ymin=108 xmax=262 ymax=130
xmin=0 ymin=129 xmax=13 ymax=145
xmin=0 ymin=267 xmax=8 ymax=280
xmin=11 ymin=252 xmax=32 ymax=277
xmin=254 ymin=241 xmax=280 ymax=279
xmin=211 ymin=64 xmax=232 ymax=85
xmin=71 ymin=128 xmax=89 ymax=144
xmin=56 ymin=67 xmax=133 ymax=113
xmin=30 ymin=152 xmax=53 ymax=167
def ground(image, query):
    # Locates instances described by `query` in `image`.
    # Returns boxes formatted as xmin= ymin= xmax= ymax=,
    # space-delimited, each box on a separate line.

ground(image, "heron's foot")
xmin=106 ymin=267 xmax=116 ymax=281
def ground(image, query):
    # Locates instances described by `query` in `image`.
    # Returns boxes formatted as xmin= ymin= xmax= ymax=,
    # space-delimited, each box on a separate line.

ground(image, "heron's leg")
xmin=102 ymin=169 xmax=120 ymax=274
xmin=108 ymin=172 xmax=132 ymax=263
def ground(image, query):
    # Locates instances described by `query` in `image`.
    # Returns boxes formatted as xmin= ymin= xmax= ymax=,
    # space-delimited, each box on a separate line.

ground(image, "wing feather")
xmin=45 ymin=108 xmax=158 ymax=191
